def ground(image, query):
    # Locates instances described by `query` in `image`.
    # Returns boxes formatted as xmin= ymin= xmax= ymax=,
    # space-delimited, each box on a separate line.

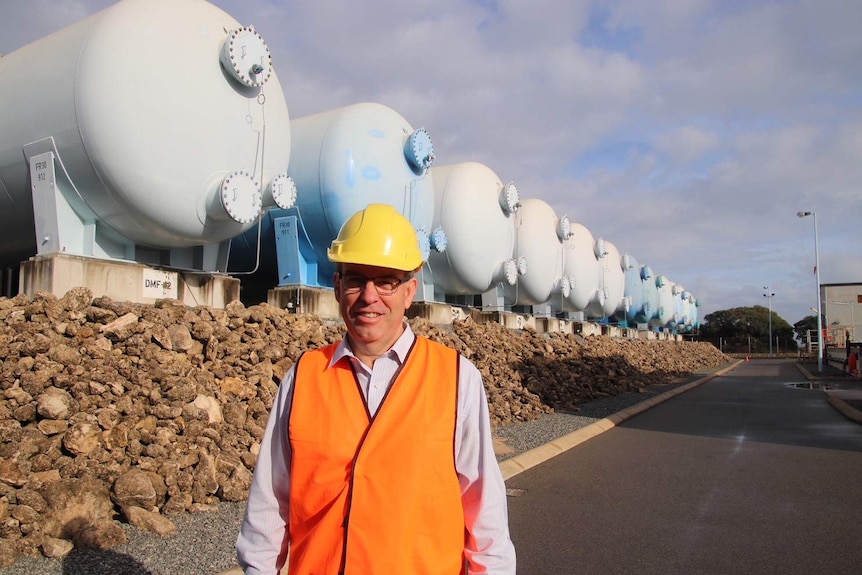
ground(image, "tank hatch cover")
xmin=500 ymin=182 xmax=521 ymax=214
xmin=221 ymin=26 xmax=273 ymax=87
xmin=220 ymin=170 xmax=262 ymax=224
xmin=270 ymin=173 xmax=297 ymax=210
xmin=404 ymin=128 xmax=435 ymax=174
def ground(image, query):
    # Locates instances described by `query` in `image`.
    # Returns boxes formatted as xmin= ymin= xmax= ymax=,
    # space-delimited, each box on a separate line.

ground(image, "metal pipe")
xmin=763 ymin=287 xmax=775 ymax=356
xmin=797 ymin=211 xmax=823 ymax=373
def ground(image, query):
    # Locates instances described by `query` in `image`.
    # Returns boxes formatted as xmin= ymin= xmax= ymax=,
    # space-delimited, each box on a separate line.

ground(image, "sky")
xmin=1 ymin=0 xmax=860 ymax=326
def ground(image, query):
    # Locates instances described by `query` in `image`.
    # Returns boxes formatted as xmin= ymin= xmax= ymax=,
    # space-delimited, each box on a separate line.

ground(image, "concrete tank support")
xmin=21 ymin=254 xmax=240 ymax=309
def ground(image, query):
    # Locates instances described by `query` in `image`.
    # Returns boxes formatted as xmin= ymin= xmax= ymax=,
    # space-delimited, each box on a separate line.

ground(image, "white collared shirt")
xmin=237 ymin=324 xmax=516 ymax=574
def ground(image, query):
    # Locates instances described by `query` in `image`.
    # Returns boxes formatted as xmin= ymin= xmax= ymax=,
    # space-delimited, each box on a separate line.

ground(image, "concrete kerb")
xmin=498 ymin=360 xmax=744 ymax=481
xmin=826 ymin=395 xmax=862 ymax=424
xmin=795 ymin=362 xmax=862 ymax=425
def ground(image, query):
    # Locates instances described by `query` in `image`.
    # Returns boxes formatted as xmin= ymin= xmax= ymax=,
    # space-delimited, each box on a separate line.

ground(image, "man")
xmin=237 ymin=203 xmax=516 ymax=574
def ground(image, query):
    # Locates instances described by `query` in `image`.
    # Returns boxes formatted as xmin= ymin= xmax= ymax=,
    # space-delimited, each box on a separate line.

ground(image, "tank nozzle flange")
xmin=269 ymin=172 xmax=297 ymax=210
xmin=221 ymin=25 xmax=273 ymax=88
xmin=500 ymin=182 xmax=521 ymax=214
xmin=404 ymin=128 xmax=435 ymax=174
xmin=219 ymin=170 xmax=262 ymax=224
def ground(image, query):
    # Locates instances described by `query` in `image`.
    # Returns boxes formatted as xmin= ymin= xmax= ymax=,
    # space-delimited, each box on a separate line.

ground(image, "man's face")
xmin=334 ymin=263 xmax=417 ymax=357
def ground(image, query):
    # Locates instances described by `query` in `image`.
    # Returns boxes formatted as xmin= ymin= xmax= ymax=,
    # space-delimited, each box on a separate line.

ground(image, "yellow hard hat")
xmin=327 ymin=204 xmax=424 ymax=271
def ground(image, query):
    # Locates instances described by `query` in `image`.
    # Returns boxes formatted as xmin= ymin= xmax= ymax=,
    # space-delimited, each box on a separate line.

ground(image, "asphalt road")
xmin=506 ymin=359 xmax=862 ymax=575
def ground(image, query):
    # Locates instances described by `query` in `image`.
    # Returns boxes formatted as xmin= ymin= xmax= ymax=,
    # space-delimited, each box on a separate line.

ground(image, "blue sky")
xmin=2 ymin=0 xmax=860 ymax=326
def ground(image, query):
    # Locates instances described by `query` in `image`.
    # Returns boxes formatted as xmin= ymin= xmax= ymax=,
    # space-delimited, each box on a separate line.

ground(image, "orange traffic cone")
xmin=745 ymin=355 xmax=750 ymax=362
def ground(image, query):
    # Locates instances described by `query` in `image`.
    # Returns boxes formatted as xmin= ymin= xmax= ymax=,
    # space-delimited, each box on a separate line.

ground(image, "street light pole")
xmin=763 ymin=287 xmax=775 ymax=356
xmin=797 ymin=211 xmax=823 ymax=373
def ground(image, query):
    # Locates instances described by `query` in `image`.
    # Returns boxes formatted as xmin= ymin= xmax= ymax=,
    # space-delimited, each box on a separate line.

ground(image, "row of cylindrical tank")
xmin=229 ymin=101 xmax=700 ymax=331
xmin=0 ymin=0 xmax=700 ymax=331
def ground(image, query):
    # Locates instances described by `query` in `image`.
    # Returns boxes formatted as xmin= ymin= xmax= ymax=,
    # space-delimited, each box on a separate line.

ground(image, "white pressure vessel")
xmin=503 ymin=198 xmax=569 ymax=306
xmin=0 ymin=0 xmax=292 ymax=267
xmin=427 ymin=162 xmax=520 ymax=295
xmin=681 ymin=291 xmax=695 ymax=331
xmin=653 ymin=275 xmax=676 ymax=328
xmin=617 ymin=253 xmax=643 ymax=324
xmin=585 ymin=238 xmax=625 ymax=319
xmin=673 ymin=284 xmax=687 ymax=329
xmin=692 ymin=298 xmax=702 ymax=330
xmin=228 ymin=102 xmax=436 ymax=287
xmin=557 ymin=222 xmax=600 ymax=312
xmin=286 ymin=102 xmax=437 ymax=279
xmin=639 ymin=265 xmax=659 ymax=324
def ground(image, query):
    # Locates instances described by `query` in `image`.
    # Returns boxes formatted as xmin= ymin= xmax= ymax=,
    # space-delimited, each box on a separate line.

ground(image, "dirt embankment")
xmin=0 ymin=288 xmax=729 ymax=566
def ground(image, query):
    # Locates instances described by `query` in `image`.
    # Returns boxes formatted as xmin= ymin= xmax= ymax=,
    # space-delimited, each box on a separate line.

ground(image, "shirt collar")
xmin=329 ymin=322 xmax=416 ymax=368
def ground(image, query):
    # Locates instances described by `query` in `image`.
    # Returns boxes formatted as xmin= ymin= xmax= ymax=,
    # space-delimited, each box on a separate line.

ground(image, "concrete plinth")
xmin=267 ymin=286 xmax=339 ymax=320
xmin=19 ymin=253 xmax=239 ymax=308
xmin=573 ymin=322 xmax=603 ymax=336
xmin=557 ymin=319 xmax=574 ymax=334
xmin=601 ymin=325 xmax=623 ymax=338
xmin=406 ymin=302 xmax=472 ymax=325
xmin=533 ymin=317 xmax=574 ymax=334
xmin=473 ymin=310 xmax=533 ymax=330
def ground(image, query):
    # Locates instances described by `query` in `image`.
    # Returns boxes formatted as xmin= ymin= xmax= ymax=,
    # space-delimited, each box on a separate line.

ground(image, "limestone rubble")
xmin=0 ymin=288 xmax=729 ymax=566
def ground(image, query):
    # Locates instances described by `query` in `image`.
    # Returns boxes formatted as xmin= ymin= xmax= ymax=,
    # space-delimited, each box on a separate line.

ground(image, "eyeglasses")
xmin=338 ymin=273 xmax=412 ymax=295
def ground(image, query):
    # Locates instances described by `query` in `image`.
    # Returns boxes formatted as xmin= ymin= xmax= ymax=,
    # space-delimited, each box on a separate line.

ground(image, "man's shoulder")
xmin=414 ymin=336 xmax=478 ymax=370
xmin=300 ymin=341 xmax=341 ymax=363
xmin=414 ymin=335 xmax=456 ymax=354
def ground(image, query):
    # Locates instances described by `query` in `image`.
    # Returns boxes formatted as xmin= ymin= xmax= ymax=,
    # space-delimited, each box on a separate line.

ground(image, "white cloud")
xmin=653 ymin=125 xmax=720 ymax=165
xmin=1 ymin=0 xmax=859 ymax=325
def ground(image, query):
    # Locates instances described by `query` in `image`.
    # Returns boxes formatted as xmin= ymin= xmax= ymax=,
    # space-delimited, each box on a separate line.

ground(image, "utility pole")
xmin=763 ymin=287 xmax=775 ymax=356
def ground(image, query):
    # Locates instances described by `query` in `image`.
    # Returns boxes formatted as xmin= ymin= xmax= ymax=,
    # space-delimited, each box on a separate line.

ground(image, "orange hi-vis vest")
xmin=287 ymin=337 xmax=466 ymax=575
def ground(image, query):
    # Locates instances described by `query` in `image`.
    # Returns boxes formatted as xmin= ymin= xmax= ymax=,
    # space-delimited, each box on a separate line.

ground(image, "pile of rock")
xmin=0 ymin=289 xmax=729 ymax=566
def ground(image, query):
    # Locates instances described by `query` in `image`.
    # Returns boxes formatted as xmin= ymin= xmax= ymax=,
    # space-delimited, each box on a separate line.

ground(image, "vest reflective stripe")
xmin=288 ymin=337 xmax=465 ymax=575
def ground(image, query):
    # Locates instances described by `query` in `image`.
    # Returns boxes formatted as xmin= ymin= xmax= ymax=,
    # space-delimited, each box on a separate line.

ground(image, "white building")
xmin=821 ymin=283 xmax=862 ymax=347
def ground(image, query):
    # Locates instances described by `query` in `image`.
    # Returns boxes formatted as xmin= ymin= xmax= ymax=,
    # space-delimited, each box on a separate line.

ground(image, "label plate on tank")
xmin=143 ymin=269 xmax=178 ymax=299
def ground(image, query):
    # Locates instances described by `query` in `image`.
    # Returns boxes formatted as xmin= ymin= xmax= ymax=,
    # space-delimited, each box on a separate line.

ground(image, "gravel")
xmin=0 ymin=501 xmax=248 ymax=575
xmin=0 ymin=373 xmax=714 ymax=575
xmin=493 ymin=380 xmax=692 ymax=460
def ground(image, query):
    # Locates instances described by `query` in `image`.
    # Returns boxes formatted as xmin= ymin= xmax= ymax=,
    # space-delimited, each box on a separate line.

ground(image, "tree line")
xmin=696 ymin=305 xmax=818 ymax=354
